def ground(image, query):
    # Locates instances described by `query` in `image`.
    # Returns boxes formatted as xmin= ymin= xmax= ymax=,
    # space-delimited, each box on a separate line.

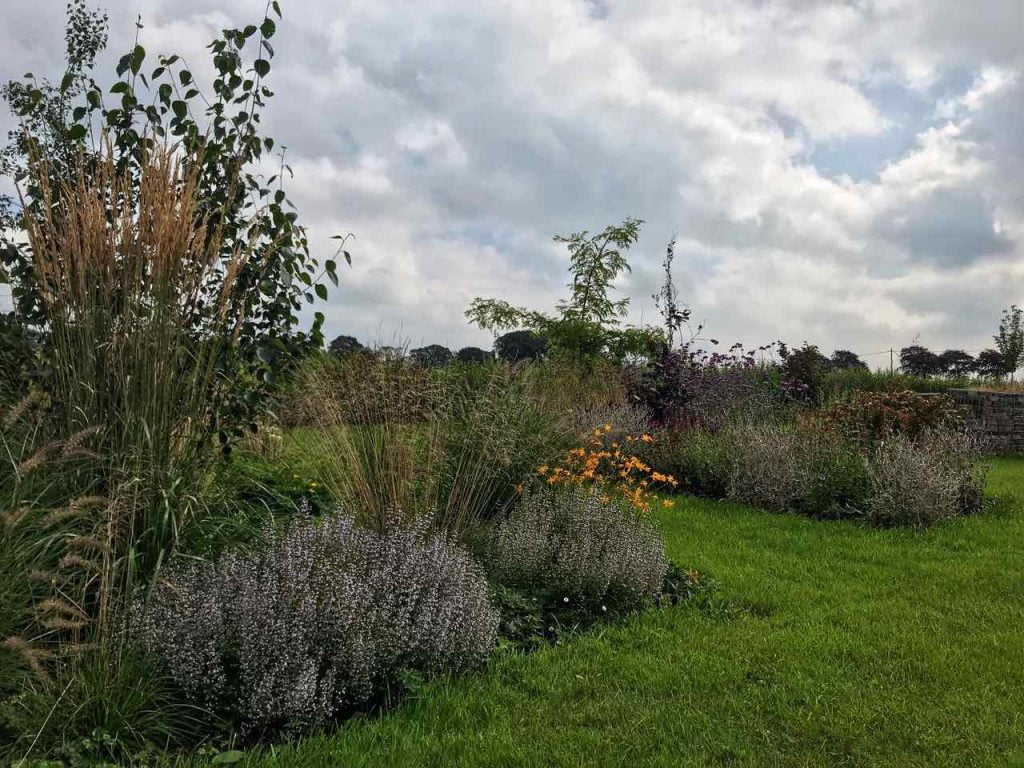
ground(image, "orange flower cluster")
xmin=537 ymin=424 xmax=678 ymax=511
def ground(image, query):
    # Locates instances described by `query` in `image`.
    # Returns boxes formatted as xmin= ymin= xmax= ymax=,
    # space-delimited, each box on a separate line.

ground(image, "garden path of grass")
xmin=187 ymin=456 xmax=1024 ymax=767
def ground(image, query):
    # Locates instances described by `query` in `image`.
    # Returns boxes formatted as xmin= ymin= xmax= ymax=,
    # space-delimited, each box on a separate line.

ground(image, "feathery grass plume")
xmin=2 ymin=389 xmax=49 ymax=430
xmin=2 ymin=636 xmax=53 ymax=679
xmin=14 ymin=134 xmax=269 ymax=648
xmin=39 ymin=495 xmax=107 ymax=529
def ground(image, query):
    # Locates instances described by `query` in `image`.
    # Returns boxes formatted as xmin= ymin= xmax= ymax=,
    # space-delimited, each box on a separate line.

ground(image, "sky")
xmin=2 ymin=0 xmax=1023 ymax=365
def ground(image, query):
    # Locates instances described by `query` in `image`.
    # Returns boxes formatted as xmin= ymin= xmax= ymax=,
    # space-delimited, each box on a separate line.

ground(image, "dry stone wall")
xmin=948 ymin=388 xmax=1024 ymax=453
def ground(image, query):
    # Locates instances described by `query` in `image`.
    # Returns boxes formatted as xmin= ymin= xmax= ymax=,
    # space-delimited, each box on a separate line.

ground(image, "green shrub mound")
xmin=488 ymin=486 xmax=667 ymax=609
xmin=134 ymin=514 xmax=498 ymax=738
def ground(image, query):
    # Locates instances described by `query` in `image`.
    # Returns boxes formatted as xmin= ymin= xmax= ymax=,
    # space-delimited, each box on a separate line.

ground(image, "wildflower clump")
xmin=538 ymin=425 xmax=677 ymax=511
xmin=488 ymin=485 xmax=668 ymax=608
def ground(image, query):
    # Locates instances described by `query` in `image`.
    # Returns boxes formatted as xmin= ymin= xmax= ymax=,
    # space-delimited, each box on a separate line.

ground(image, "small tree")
xmin=329 ymin=335 xmax=365 ymax=359
xmin=830 ymin=350 xmax=868 ymax=370
xmin=466 ymin=218 xmax=663 ymax=364
xmin=995 ymin=305 xmax=1024 ymax=383
xmin=456 ymin=346 xmax=492 ymax=363
xmin=975 ymin=348 xmax=1011 ymax=379
xmin=937 ymin=349 xmax=975 ymax=377
xmin=410 ymin=344 xmax=453 ymax=368
xmin=899 ymin=345 xmax=942 ymax=377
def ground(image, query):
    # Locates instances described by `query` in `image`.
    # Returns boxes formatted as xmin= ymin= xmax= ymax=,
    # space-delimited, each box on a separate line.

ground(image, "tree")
xmin=494 ymin=330 xmax=547 ymax=363
xmin=899 ymin=345 xmax=942 ymax=377
xmin=456 ymin=346 xmax=492 ymax=363
xmin=466 ymin=218 xmax=663 ymax=363
xmin=995 ymin=305 xmax=1024 ymax=383
xmin=1 ymin=1 xmax=345 ymax=444
xmin=329 ymin=335 xmax=365 ymax=359
xmin=409 ymin=344 xmax=453 ymax=368
xmin=937 ymin=349 xmax=975 ymax=377
xmin=975 ymin=348 xmax=1011 ymax=379
xmin=830 ymin=349 xmax=868 ymax=370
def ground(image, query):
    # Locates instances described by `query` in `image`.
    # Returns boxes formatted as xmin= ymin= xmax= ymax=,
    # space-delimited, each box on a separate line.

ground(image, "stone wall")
xmin=948 ymin=388 xmax=1024 ymax=453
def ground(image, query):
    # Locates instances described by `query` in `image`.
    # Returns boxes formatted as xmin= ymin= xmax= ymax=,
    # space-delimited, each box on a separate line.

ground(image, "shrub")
xmin=538 ymin=426 xmax=678 ymax=512
xmin=627 ymin=344 xmax=782 ymax=430
xmin=815 ymin=390 xmax=964 ymax=447
xmin=641 ymin=428 xmax=732 ymax=498
xmin=864 ymin=431 xmax=986 ymax=528
xmin=722 ymin=423 xmax=868 ymax=518
xmin=134 ymin=514 xmax=497 ymax=737
xmin=488 ymin=486 xmax=667 ymax=609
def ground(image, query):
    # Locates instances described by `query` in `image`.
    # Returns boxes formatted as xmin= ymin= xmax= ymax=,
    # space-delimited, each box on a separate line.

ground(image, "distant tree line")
xmin=326 ymin=330 xmax=550 ymax=367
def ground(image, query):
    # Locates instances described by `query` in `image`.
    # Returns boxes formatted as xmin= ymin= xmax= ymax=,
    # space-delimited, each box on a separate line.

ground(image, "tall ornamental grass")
xmin=288 ymin=354 xmax=568 ymax=531
xmin=0 ymin=142 xmax=264 ymax=759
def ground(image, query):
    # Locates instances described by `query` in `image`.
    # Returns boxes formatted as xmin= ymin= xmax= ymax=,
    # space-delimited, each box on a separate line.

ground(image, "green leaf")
xmin=211 ymin=748 xmax=245 ymax=763
xmin=315 ymin=284 xmax=328 ymax=301
xmin=130 ymin=44 xmax=146 ymax=75
xmin=171 ymin=100 xmax=187 ymax=118
xmin=59 ymin=71 xmax=75 ymax=94
xmin=254 ymin=59 xmax=270 ymax=78
xmin=67 ymin=124 xmax=87 ymax=141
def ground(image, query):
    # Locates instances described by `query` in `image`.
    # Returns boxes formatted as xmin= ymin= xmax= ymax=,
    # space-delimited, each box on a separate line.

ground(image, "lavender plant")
xmin=865 ymin=431 xmax=986 ymax=528
xmin=488 ymin=486 xmax=667 ymax=608
xmin=134 ymin=514 xmax=498 ymax=736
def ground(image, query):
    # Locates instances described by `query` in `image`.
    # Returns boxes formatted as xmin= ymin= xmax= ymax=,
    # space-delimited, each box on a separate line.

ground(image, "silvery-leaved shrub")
xmin=865 ymin=430 xmax=986 ymax=528
xmin=488 ymin=486 xmax=667 ymax=608
xmin=133 ymin=513 xmax=498 ymax=736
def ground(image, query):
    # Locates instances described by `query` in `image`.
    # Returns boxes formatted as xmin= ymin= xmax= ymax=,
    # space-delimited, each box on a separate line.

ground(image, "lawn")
xmin=172 ymin=455 xmax=1024 ymax=768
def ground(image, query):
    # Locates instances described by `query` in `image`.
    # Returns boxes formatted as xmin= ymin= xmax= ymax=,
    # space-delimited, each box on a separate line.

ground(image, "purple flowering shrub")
xmin=133 ymin=514 xmax=498 ymax=736
xmin=627 ymin=342 xmax=781 ymax=431
xmin=488 ymin=486 xmax=667 ymax=609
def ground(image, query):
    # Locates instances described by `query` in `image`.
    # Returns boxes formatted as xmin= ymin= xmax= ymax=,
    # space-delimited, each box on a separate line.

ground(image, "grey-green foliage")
xmin=488 ymin=486 xmax=667 ymax=606
xmin=865 ymin=431 xmax=986 ymax=528
xmin=134 ymin=513 xmax=498 ymax=736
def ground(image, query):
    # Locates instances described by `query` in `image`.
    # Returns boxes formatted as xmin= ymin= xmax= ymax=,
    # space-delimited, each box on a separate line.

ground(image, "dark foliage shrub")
xmin=864 ymin=431 xmax=986 ymax=527
xmin=409 ymin=344 xmax=453 ymax=368
xmin=135 ymin=514 xmax=498 ymax=737
xmin=815 ymin=390 xmax=964 ymax=447
xmin=488 ymin=486 xmax=667 ymax=610
xmin=456 ymin=346 xmax=492 ymax=363
xmin=494 ymin=330 xmax=548 ymax=362
xmin=975 ymin=348 xmax=1011 ymax=379
xmin=899 ymin=345 xmax=942 ymax=377
xmin=627 ymin=343 xmax=780 ymax=429
xmin=830 ymin=349 xmax=867 ymax=370
xmin=779 ymin=342 xmax=832 ymax=403
xmin=328 ymin=335 xmax=366 ymax=359
xmin=938 ymin=349 xmax=976 ymax=376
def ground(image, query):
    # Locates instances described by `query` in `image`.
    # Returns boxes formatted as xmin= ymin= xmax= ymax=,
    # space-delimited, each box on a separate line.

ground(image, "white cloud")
xmin=2 ymin=0 xmax=1024 ymax=357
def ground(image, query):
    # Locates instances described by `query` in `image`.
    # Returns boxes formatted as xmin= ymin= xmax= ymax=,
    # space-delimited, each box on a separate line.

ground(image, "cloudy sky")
xmin=3 ymin=0 xmax=1024 ymax=363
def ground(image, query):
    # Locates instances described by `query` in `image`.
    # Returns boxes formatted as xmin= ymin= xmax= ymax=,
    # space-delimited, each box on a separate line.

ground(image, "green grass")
xmin=176 ymin=456 xmax=1024 ymax=767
